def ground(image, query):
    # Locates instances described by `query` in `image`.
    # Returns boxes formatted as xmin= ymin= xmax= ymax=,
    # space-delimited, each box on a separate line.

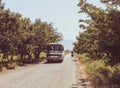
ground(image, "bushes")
xmin=75 ymin=0 xmax=120 ymax=87
xmin=111 ymin=64 xmax=120 ymax=86
xmin=7 ymin=62 xmax=17 ymax=69
xmin=39 ymin=52 xmax=46 ymax=59
xmin=78 ymin=54 xmax=120 ymax=87
xmin=86 ymin=59 xmax=113 ymax=87
xmin=77 ymin=53 xmax=91 ymax=63
xmin=0 ymin=0 xmax=63 ymax=72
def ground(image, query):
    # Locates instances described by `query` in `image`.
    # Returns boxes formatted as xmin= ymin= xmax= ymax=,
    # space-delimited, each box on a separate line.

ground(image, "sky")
xmin=2 ymin=0 xmax=104 ymax=41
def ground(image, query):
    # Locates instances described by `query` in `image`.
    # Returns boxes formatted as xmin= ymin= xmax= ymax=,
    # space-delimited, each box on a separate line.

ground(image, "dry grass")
xmin=75 ymin=58 xmax=87 ymax=79
xmin=74 ymin=54 xmax=93 ymax=88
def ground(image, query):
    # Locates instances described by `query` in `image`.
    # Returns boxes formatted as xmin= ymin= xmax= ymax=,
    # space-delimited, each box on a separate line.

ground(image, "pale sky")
xmin=2 ymin=0 xmax=104 ymax=41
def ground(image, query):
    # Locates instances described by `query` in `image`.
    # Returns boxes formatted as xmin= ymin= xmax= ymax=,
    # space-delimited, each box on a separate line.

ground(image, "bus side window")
xmin=49 ymin=46 xmax=53 ymax=50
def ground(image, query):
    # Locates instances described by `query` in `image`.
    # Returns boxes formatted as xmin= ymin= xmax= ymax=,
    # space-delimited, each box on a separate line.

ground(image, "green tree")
xmin=0 ymin=8 xmax=21 ymax=62
xmin=33 ymin=19 xmax=62 ymax=61
xmin=74 ymin=0 xmax=120 ymax=64
xmin=0 ymin=0 xmax=63 ymax=67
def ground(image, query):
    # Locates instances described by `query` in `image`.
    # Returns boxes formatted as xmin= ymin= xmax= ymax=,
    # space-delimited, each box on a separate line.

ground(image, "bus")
xmin=46 ymin=43 xmax=64 ymax=63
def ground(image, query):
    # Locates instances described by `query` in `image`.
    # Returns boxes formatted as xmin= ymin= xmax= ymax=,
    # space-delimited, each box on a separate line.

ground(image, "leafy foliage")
xmin=0 ymin=0 xmax=63 ymax=69
xmin=74 ymin=0 xmax=120 ymax=87
xmin=74 ymin=0 xmax=120 ymax=64
xmin=86 ymin=59 xmax=113 ymax=86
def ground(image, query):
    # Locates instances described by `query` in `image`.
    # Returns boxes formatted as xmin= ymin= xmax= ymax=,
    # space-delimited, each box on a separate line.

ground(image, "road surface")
xmin=0 ymin=54 xmax=83 ymax=88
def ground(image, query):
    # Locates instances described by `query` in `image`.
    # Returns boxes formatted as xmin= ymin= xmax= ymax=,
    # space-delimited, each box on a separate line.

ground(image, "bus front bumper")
xmin=47 ymin=56 xmax=63 ymax=62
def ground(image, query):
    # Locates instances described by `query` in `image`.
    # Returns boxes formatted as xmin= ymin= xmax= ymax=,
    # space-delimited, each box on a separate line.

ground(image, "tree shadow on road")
xmin=43 ymin=61 xmax=63 ymax=64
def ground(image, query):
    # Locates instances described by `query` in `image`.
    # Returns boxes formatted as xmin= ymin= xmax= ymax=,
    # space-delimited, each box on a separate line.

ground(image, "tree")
xmin=74 ymin=0 xmax=120 ymax=64
xmin=0 ymin=0 xmax=63 ymax=66
xmin=0 ymin=8 xmax=22 ymax=62
xmin=32 ymin=19 xmax=62 ymax=61
xmin=101 ymin=0 xmax=120 ymax=5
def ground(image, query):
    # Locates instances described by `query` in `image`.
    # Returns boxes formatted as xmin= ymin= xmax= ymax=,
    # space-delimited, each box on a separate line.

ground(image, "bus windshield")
xmin=47 ymin=43 xmax=64 ymax=53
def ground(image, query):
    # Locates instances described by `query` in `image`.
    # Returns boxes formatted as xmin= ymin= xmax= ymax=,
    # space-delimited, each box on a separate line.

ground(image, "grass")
xmin=0 ymin=52 xmax=46 ymax=72
xmin=39 ymin=52 xmax=46 ymax=59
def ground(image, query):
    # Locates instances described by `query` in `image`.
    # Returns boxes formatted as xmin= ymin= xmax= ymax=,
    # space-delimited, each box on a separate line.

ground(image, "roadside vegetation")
xmin=0 ymin=0 xmax=62 ymax=71
xmin=74 ymin=0 xmax=120 ymax=87
xmin=64 ymin=50 xmax=71 ymax=55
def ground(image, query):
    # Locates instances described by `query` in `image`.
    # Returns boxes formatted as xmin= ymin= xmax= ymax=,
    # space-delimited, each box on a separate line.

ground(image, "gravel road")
xmin=0 ymin=54 xmax=83 ymax=88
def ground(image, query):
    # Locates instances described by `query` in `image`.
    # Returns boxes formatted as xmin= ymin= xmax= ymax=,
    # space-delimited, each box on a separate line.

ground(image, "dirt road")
xmin=0 ymin=54 xmax=83 ymax=88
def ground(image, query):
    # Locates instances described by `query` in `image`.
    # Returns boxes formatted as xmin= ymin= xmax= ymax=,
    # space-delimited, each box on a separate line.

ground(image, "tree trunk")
xmin=10 ymin=52 xmax=14 ymax=62
xmin=19 ymin=54 xmax=24 ymax=65
xmin=34 ymin=51 xmax=40 ymax=63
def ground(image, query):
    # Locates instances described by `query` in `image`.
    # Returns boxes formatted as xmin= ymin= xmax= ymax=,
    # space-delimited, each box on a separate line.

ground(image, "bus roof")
xmin=47 ymin=43 xmax=64 ymax=50
xmin=47 ymin=43 xmax=63 ymax=46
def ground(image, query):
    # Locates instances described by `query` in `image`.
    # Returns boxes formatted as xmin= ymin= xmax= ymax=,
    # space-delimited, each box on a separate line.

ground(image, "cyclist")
xmin=71 ymin=51 xmax=74 ymax=57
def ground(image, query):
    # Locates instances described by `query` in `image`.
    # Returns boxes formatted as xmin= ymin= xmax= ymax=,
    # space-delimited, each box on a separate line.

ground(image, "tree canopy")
xmin=74 ymin=0 xmax=120 ymax=65
xmin=0 ymin=0 xmax=63 ymax=66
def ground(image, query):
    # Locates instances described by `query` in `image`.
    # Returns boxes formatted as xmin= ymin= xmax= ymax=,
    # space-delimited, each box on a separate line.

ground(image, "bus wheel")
xmin=59 ymin=60 xmax=63 ymax=63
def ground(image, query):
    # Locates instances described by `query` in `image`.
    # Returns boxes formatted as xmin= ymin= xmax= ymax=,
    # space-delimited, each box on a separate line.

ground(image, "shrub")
xmin=7 ymin=62 xmax=17 ymax=69
xmin=111 ymin=64 xmax=120 ymax=86
xmin=86 ymin=59 xmax=113 ymax=86
xmin=64 ymin=50 xmax=70 ymax=55
xmin=78 ymin=53 xmax=91 ymax=63
xmin=39 ymin=52 xmax=46 ymax=59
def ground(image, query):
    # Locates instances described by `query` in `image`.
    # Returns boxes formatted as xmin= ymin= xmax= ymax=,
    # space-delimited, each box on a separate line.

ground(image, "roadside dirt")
xmin=74 ymin=58 xmax=93 ymax=88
